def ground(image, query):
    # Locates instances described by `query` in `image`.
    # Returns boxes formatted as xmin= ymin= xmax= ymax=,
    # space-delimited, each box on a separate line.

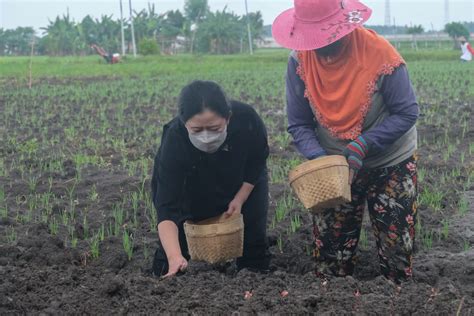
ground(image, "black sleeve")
xmin=243 ymin=108 xmax=269 ymax=185
xmin=151 ymin=126 xmax=186 ymax=226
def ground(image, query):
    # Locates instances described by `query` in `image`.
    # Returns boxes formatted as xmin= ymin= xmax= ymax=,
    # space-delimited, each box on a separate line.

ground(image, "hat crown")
xmin=294 ymin=0 xmax=342 ymax=22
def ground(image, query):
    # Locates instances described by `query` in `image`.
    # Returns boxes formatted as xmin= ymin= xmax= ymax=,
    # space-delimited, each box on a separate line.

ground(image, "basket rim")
xmin=289 ymin=158 xmax=349 ymax=183
xmin=185 ymin=213 xmax=241 ymax=225
xmin=184 ymin=225 xmax=243 ymax=238
xmin=184 ymin=214 xmax=244 ymax=237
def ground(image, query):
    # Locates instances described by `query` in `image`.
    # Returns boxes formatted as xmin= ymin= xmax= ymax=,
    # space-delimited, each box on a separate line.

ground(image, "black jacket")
xmin=151 ymin=101 xmax=269 ymax=225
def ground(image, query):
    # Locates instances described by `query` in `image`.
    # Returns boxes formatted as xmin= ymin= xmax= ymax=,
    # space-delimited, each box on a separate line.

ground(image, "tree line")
xmin=2 ymin=0 xmax=472 ymax=57
xmin=0 ymin=0 xmax=264 ymax=56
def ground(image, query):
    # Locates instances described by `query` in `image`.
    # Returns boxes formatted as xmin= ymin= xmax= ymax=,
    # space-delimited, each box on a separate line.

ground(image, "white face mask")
xmin=188 ymin=127 xmax=227 ymax=153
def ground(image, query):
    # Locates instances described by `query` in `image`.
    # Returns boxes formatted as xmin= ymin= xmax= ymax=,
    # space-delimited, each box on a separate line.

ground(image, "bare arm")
xmin=235 ymin=182 xmax=254 ymax=204
xmin=158 ymin=220 xmax=181 ymax=258
xmin=158 ymin=220 xmax=188 ymax=278
xmin=151 ymin=124 xmax=188 ymax=277
xmin=91 ymin=44 xmax=107 ymax=57
xmin=225 ymin=182 xmax=254 ymax=217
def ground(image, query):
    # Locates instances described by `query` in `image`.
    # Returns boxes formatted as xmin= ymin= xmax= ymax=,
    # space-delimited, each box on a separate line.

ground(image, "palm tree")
xmin=95 ymin=15 xmax=121 ymax=52
xmin=197 ymin=7 xmax=242 ymax=54
xmin=184 ymin=0 xmax=209 ymax=53
xmin=41 ymin=14 xmax=79 ymax=55
xmin=241 ymin=11 xmax=263 ymax=52
xmin=2 ymin=2 xmax=264 ymax=56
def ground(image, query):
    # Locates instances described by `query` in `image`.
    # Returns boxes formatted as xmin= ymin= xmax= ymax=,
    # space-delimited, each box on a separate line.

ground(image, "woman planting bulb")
xmin=273 ymin=0 xmax=419 ymax=283
xmin=151 ymin=80 xmax=271 ymax=277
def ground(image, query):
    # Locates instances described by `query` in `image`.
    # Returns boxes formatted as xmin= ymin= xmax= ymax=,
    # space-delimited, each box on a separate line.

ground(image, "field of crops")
xmin=0 ymin=51 xmax=473 ymax=314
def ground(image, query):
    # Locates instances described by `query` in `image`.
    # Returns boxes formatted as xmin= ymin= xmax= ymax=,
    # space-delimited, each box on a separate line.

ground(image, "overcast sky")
xmin=1 ymin=0 xmax=473 ymax=34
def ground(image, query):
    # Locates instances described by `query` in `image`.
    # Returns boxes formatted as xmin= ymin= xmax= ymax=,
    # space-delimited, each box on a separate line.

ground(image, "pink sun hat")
xmin=272 ymin=0 xmax=372 ymax=51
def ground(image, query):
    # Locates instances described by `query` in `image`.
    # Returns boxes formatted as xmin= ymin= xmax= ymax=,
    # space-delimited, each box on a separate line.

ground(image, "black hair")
xmin=178 ymin=80 xmax=231 ymax=122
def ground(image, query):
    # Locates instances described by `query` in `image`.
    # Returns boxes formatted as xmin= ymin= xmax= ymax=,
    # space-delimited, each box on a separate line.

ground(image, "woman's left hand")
xmin=225 ymin=198 xmax=243 ymax=217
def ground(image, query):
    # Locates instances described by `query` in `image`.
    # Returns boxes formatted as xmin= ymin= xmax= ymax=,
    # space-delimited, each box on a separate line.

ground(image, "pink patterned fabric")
xmin=272 ymin=0 xmax=372 ymax=51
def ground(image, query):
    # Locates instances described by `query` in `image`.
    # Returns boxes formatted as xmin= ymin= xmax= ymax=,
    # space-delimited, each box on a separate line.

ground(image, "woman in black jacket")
xmin=151 ymin=80 xmax=271 ymax=277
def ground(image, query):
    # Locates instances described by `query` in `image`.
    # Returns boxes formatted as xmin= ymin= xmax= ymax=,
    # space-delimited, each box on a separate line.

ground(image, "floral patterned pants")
xmin=313 ymin=156 xmax=418 ymax=283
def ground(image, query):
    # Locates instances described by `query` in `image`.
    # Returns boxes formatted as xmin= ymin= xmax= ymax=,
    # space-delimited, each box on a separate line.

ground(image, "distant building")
xmin=256 ymin=37 xmax=282 ymax=49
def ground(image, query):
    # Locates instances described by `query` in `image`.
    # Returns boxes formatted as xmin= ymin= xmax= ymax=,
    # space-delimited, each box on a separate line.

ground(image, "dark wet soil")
xmin=0 ymin=76 xmax=473 ymax=315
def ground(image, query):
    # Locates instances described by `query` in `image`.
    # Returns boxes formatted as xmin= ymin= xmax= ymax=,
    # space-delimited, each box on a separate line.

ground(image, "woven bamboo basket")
xmin=184 ymin=213 xmax=244 ymax=264
xmin=289 ymin=155 xmax=351 ymax=212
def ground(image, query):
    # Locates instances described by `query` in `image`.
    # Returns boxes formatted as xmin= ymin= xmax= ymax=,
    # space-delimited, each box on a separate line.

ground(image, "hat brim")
xmin=272 ymin=0 xmax=372 ymax=51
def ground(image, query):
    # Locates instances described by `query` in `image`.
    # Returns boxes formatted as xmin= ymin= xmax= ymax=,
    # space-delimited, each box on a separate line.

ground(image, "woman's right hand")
xmin=158 ymin=220 xmax=186 ymax=278
xmin=343 ymin=136 xmax=369 ymax=184
xmin=163 ymin=254 xmax=188 ymax=278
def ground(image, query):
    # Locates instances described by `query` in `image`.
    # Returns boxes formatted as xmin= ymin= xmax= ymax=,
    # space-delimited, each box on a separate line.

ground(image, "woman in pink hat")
xmin=273 ymin=0 xmax=419 ymax=284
